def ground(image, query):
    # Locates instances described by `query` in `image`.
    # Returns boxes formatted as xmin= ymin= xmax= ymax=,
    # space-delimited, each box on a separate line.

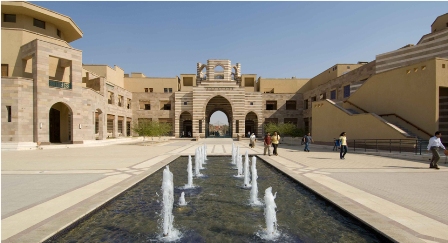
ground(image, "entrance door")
xmin=126 ymin=121 xmax=131 ymax=136
xmin=49 ymin=108 xmax=61 ymax=143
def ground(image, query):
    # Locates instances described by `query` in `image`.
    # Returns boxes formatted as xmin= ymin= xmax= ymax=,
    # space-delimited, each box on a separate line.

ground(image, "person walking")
xmin=247 ymin=131 xmax=251 ymax=138
xmin=303 ymin=133 xmax=314 ymax=152
xmin=264 ymin=133 xmax=272 ymax=156
xmin=339 ymin=132 xmax=347 ymax=159
xmin=271 ymin=131 xmax=281 ymax=156
xmin=427 ymin=131 xmax=446 ymax=170
xmin=250 ymin=133 xmax=256 ymax=148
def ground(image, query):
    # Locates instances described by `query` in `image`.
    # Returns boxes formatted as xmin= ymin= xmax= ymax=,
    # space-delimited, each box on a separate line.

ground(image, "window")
xmin=127 ymin=99 xmax=131 ymax=109
xmin=343 ymin=85 xmax=350 ymax=98
xmin=33 ymin=18 xmax=46 ymax=29
xmin=1 ymin=64 xmax=8 ymax=76
xmin=118 ymin=95 xmax=123 ymax=107
xmin=164 ymin=88 xmax=168 ymax=93
xmin=144 ymin=88 xmax=148 ymax=92
xmin=6 ymin=106 xmax=11 ymax=122
xmin=57 ymin=29 xmax=61 ymax=38
xmin=108 ymin=92 xmax=114 ymax=104
xmin=184 ymin=102 xmax=187 ymax=105
xmin=286 ymin=100 xmax=296 ymax=110
xmin=443 ymin=64 xmax=446 ymax=68
xmin=331 ymin=90 xmax=336 ymax=100
xmin=264 ymin=118 xmax=278 ymax=125
xmin=266 ymin=101 xmax=277 ymax=110
xmin=311 ymin=96 xmax=316 ymax=102
xmin=4 ymin=14 xmax=16 ymax=23
xmin=250 ymin=102 xmax=253 ymax=105
xmin=319 ymin=93 xmax=326 ymax=100
xmin=199 ymin=120 xmax=203 ymax=133
xmin=304 ymin=100 xmax=309 ymax=109
xmin=144 ymin=104 xmax=151 ymax=110
xmin=150 ymin=88 xmax=153 ymax=92
xmin=163 ymin=104 xmax=171 ymax=110
xmin=347 ymin=66 xmax=350 ymax=69
xmin=139 ymin=100 xmax=150 ymax=110
xmin=169 ymin=88 xmax=172 ymax=93
xmin=236 ymin=120 xmax=239 ymax=133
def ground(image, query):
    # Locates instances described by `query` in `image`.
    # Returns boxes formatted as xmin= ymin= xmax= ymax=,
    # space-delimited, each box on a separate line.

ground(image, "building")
xmin=2 ymin=1 xmax=447 ymax=149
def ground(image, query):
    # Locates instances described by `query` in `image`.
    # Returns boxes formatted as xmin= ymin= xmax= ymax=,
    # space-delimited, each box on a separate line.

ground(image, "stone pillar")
xmin=113 ymin=115 xmax=118 ymax=138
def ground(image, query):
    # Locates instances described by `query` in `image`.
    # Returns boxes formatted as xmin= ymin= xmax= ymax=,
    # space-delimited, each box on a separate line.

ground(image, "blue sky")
xmin=34 ymin=1 xmax=447 ymax=124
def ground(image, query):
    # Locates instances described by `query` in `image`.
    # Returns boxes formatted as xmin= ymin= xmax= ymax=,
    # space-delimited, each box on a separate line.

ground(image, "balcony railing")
xmin=49 ymin=80 xmax=72 ymax=89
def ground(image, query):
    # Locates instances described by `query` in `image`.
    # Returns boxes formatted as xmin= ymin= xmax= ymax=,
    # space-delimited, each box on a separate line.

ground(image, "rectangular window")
xmin=236 ymin=120 xmax=239 ymax=133
xmin=144 ymin=104 xmax=151 ymax=110
xmin=150 ymin=88 xmax=153 ymax=92
xmin=118 ymin=120 xmax=123 ymax=134
xmin=127 ymin=99 xmax=131 ymax=109
xmin=319 ymin=93 xmax=326 ymax=100
xmin=1 ymin=64 xmax=8 ymax=76
xmin=264 ymin=118 xmax=278 ymax=125
xmin=311 ymin=96 xmax=316 ymax=102
xmin=144 ymin=88 xmax=148 ymax=92
xmin=169 ymin=88 xmax=172 ymax=93
xmin=331 ymin=90 xmax=336 ymax=100
xmin=285 ymin=100 xmax=296 ymax=110
xmin=4 ymin=14 xmax=16 ymax=23
xmin=163 ymin=104 xmax=171 ymax=110
xmin=57 ymin=29 xmax=61 ymax=38
xmin=266 ymin=101 xmax=277 ymax=110
xmin=107 ymin=119 xmax=113 ymax=133
xmin=443 ymin=64 xmax=446 ymax=68
xmin=304 ymin=99 xmax=309 ymax=109
xmin=343 ymin=85 xmax=350 ymax=98
xmin=6 ymin=106 xmax=11 ymax=122
xmin=33 ymin=18 xmax=46 ymax=29
xmin=199 ymin=120 xmax=203 ymax=133
xmin=108 ymin=92 xmax=114 ymax=104
xmin=184 ymin=101 xmax=187 ymax=105
xmin=164 ymin=88 xmax=168 ymax=93
xmin=118 ymin=95 xmax=123 ymax=107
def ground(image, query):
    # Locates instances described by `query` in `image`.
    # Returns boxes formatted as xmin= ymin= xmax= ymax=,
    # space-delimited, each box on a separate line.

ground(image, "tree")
xmin=263 ymin=122 xmax=304 ymax=138
xmin=132 ymin=120 xmax=172 ymax=140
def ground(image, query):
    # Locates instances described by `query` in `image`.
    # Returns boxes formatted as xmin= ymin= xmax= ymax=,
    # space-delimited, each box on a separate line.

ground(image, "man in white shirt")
xmin=427 ymin=131 xmax=446 ymax=169
xmin=250 ymin=133 xmax=256 ymax=148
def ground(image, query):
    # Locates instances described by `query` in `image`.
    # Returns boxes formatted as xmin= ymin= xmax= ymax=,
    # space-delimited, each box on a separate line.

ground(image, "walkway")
xmin=1 ymin=139 xmax=447 ymax=242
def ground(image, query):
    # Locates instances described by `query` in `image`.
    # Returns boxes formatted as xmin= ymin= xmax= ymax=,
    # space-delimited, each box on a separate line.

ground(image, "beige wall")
xmin=2 ymin=29 xmax=72 ymax=77
xmin=124 ymin=76 xmax=178 ymax=93
xmin=258 ymin=78 xmax=310 ymax=94
xmin=309 ymin=64 xmax=364 ymax=89
xmin=83 ymin=65 xmax=125 ymax=88
xmin=347 ymin=58 xmax=442 ymax=136
xmin=2 ymin=14 xmax=65 ymax=41
xmin=312 ymin=100 xmax=409 ymax=142
xmin=179 ymin=74 xmax=196 ymax=92
xmin=431 ymin=13 xmax=448 ymax=33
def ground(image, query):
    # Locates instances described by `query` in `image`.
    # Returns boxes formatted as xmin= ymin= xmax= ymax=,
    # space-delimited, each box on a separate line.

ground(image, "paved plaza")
xmin=2 ymin=138 xmax=448 ymax=242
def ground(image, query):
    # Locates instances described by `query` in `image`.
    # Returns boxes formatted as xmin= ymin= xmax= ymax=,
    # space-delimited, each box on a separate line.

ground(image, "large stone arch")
xmin=205 ymin=95 xmax=233 ymax=137
xmin=49 ymin=102 xmax=73 ymax=143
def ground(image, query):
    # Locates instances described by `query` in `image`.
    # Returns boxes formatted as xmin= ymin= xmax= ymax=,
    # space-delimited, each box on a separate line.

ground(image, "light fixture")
xmin=39 ymin=123 xmax=42 ymax=129
xmin=79 ymin=124 xmax=82 ymax=129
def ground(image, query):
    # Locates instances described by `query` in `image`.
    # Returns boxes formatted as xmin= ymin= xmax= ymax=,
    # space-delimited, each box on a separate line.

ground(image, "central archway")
xmin=205 ymin=95 xmax=232 ymax=138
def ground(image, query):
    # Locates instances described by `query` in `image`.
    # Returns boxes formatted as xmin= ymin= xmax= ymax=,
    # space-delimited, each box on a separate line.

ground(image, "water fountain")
xmin=178 ymin=192 xmax=187 ymax=206
xmin=194 ymin=148 xmax=202 ymax=177
xmin=49 ymin=156 xmax=392 ymax=243
xmin=203 ymin=144 xmax=208 ymax=162
xmin=161 ymin=166 xmax=180 ymax=240
xmin=184 ymin=155 xmax=194 ymax=188
xmin=260 ymin=186 xmax=279 ymax=240
xmin=199 ymin=146 xmax=205 ymax=169
xmin=250 ymin=156 xmax=262 ymax=206
xmin=236 ymin=154 xmax=243 ymax=177
xmin=243 ymin=152 xmax=251 ymax=187
xmin=231 ymin=144 xmax=236 ymax=164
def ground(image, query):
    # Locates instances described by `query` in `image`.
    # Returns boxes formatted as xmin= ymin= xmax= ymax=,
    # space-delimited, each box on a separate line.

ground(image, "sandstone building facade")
xmin=2 ymin=2 xmax=447 ymax=149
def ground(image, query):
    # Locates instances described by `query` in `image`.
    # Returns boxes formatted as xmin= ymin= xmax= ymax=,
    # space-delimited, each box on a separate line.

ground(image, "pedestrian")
xmin=339 ymin=132 xmax=347 ymax=159
xmin=250 ymin=133 xmax=256 ymax=148
xmin=271 ymin=131 xmax=281 ymax=156
xmin=333 ymin=138 xmax=340 ymax=151
xmin=264 ymin=133 xmax=272 ymax=156
xmin=182 ymin=131 xmax=184 ymax=137
xmin=303 ymin=133 xmax=314 ymax=152
xmin=247 ymin=131 xmax=251 ymax=138
xmin=427 ymin=131 xmax=446 ymax=170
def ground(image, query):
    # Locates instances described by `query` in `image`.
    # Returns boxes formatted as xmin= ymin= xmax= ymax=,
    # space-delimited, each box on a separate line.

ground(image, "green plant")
xmin=263 ymin=122 xmax=304 ymax=138
xmin=132 ymin=120 xmax=172 ymax=140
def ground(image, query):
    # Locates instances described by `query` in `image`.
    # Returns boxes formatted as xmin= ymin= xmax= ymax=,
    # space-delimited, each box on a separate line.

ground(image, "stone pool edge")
xmin=5 ymin=155 xmax=181 ymax=243
xmin=258 ymin=155 xmax=424 ymax=243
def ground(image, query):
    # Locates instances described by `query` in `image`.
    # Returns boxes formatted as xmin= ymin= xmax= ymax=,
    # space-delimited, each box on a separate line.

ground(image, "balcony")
xmin=49 ymin=80 xmax=72 ymax=89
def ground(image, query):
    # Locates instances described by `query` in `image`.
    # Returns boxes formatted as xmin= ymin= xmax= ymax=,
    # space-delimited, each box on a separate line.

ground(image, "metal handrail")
xmin=49 ymin=80 xmax=72 ymax=89
xmin=378 ymin=113 xmax=432 ymax=138
xmin=352 ymin=139 xmax=429 ymax=155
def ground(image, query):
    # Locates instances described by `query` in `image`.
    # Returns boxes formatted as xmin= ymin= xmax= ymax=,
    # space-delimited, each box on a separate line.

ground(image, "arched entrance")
xmin=205 ymin=95 xmax=232 ymax=138
xmin=179 ymin=111 xmax=192 ymax=137
xmin=49 ymin=102 xmax=72 ymax=143
xmin=245 ymin=111 xmax=258 ymax=137
xmin=208 ymin=111 xmax=230 ymax=137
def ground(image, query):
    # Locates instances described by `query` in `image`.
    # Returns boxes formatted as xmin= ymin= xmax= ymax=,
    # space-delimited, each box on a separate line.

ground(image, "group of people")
xmin=302 ymin=132 xmax=347 ymax=159
xmin=261 ymin=132 xmax=280 ymax=156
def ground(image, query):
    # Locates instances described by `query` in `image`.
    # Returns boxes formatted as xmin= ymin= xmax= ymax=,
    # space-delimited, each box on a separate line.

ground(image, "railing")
xmin=49 ymin=80 xmax=72 ymax=89
xmin=343 ymin=100 xmax=368 ymax=113
xmin=378 ymin=113 xmax=432 ymax=138
xmin=352 ymin=139 xmax=429 ymax=155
